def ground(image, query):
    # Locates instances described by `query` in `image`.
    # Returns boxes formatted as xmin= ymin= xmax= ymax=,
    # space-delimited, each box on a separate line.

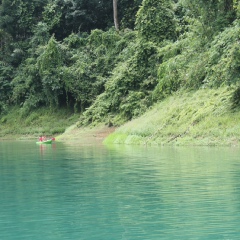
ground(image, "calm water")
xmin=0 ymin=141 xmax=240 ymax=239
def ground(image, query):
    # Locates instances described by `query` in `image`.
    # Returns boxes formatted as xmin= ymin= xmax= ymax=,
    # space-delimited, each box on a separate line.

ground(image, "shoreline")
xmin=55 ymin=124 xmax=116 ymax=144
xmin=1 ymin=129 xmax=240 ymax=147
xmin=0 ymin=125 xmax=116 ymax=143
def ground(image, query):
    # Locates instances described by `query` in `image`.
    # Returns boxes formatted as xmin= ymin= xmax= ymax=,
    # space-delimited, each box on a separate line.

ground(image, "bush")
xmin=204 ymin=22 xmax=240 ymax=87
xmin=231 ymin=86 xmax=240 ymax=108
xmin=135 ymin=0 xmax=176 ymax=44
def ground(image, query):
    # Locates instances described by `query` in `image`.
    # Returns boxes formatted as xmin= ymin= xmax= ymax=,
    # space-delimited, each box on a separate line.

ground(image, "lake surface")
xmin=0 ymin=141 xmax=240 ymax=239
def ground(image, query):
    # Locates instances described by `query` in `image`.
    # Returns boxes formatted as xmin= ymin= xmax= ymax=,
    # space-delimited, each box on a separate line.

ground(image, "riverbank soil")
xmin=56 ymin=124 xmax=116 ymax=144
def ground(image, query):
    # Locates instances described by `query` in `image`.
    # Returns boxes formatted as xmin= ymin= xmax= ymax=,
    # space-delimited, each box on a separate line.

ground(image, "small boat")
xmin=36 ymin=139 xmax=53 ymax=145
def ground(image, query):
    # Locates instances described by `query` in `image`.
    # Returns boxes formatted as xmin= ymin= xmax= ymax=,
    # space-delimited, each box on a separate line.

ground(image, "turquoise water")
xmin=1 ymin=141 xmax=240 ymax=239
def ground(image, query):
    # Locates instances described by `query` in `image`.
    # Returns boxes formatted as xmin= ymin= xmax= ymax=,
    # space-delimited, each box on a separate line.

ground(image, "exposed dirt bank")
xmin=56 ymin=124 xmax=116 ymax=145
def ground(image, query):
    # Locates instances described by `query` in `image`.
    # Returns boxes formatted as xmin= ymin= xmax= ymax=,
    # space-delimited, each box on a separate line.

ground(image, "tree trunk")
xmin=113 ymin=0 xmax=119 ymax=31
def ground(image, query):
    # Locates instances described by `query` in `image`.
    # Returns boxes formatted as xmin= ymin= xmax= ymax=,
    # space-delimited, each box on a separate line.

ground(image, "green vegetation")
xmin=0 ymin=0 xmax=240 ymax=145
xmin=105 ymin=87 xmax=240 ymax=146
xmin=0 ymin=107 xmax=78 ymax=139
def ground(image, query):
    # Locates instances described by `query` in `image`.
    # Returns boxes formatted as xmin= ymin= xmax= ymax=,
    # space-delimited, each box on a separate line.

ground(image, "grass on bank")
xmin=0 ymin=107 xmax=79 ymax=139
xmin=1 ymin=86 xmax=240 ymax=146
xmin=104 ymin=87 xmax=240 ymax=146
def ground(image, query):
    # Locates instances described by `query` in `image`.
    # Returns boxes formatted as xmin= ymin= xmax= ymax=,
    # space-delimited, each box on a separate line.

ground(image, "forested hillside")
xmin=0 ymin=0 xmax=240 ymax=134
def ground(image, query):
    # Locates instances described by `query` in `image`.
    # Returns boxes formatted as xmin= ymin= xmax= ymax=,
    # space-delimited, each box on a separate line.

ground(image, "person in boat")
xmin=39 ymin=136 xmax=47 ymax=142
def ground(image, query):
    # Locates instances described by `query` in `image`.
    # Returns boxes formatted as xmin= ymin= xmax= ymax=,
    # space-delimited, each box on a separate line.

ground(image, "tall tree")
xmin=113 ymin=0 xmax=119 ymax=30
xmin=37 ymin=36 xmax=64 ymax=107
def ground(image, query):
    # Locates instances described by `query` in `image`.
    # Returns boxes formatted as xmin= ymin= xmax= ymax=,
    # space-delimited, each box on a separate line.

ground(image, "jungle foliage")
xmin=0 ymin=0 xmax=240 ymax=128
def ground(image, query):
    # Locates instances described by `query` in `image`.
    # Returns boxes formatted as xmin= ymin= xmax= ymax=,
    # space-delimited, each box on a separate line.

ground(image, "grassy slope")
xmin=1 ymin=87 xmax=240 ymax=146
xmin=0 ymin=106 xmax=115 ymax=143
xmin=0 ymin=107 xmax=79 ymax=139
xmin=104 ymin=87 xmax=240 ymax=146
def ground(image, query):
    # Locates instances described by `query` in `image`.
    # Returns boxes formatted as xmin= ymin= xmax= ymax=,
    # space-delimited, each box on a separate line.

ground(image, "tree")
xmin=135 ymin=0 xmax=176 ymax=44
xmin=37 ymin=36 xmax=64 ymax=107
xmin=0 ymin=63 xmax=13 ymax=113
xmin=118 ymin=0 xmax=143 ymax=29
xmin=0 ymin=29 xmax=12 ymax=62
xmin=113 ymin=0 xmax=119 ymax=30
xmin=43 ymin=0 xmax=113 ymax=40
xmin=0 ymin=0 xmax=47 ymax=41
xmin=180 ymin=0 xmax=236 ymax=37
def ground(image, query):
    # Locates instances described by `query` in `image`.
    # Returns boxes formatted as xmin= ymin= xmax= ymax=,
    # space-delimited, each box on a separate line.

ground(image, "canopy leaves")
xmin=1 ymin=0 xmax=240 ymax=125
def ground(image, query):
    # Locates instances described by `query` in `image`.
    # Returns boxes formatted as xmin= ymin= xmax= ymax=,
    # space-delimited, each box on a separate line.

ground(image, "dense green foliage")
xmin=135 ymin=0 xmax=176 ymax=43
xmin=0 ymin=0 xmax=240 ymax=133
